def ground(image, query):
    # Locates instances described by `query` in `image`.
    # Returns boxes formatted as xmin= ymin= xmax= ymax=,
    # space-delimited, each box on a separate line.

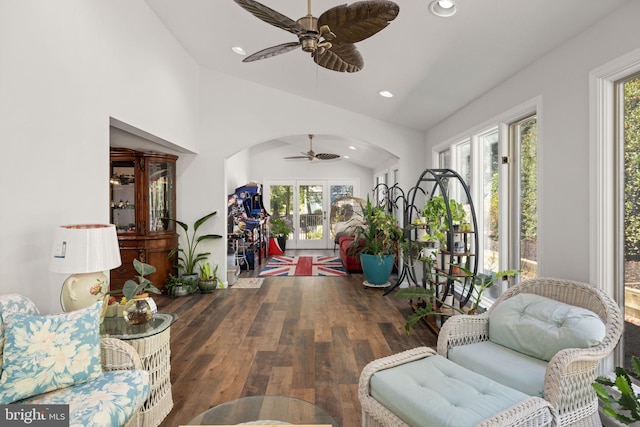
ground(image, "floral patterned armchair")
xmin=0 ymin=294 xmax=150 ymax=427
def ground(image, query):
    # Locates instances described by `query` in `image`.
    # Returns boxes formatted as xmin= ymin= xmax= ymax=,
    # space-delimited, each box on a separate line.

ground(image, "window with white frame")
xmin=436 ymin=112 xmax=538 ymax=304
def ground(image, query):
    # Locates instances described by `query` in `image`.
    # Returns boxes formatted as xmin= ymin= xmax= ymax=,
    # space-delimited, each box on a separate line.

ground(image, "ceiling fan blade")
xmin=318 ymin=1 xmax=400 ymax=44
xmin=313 ymin=42 xmax=363 ymax=72
xmin=315 ymin=153 xmax=341 ymax=160
xmin=284 ymin=155 xmax=313 ymax=160
xmin=234 ymin=0 xmax=306 ymax=35
xmin=243 ymin=42 xmax=301 ymax=62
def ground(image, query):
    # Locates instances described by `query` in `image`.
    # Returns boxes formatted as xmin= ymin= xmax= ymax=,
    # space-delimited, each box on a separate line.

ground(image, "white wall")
xmin=0 ymin=0 xmax=200 ymax=313
xmin=424 ymin=1 xmax=640 ymax=282
xmin=0 ymin=0 xmax=425 ymax=312
xmin=226 ymin=148 xmax=253 ymax=195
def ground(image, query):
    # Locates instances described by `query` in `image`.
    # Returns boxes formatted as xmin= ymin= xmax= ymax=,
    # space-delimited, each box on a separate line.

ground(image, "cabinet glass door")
xmin=148 ymin=160 xmax=175 ymax=233
xmin=110 ymin=161 xmax=137 ymax=233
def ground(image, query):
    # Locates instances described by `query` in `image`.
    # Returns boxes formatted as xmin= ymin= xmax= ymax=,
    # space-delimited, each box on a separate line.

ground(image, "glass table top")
xmin=186 ymin=395 xmax=339 ymax=426
xmin=100 ymin=312 xmax=177 ymax=340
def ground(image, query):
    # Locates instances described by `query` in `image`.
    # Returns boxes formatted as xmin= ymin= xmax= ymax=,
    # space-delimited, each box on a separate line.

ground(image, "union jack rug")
xmin=259 ymin=255 xmax=347 ymax=277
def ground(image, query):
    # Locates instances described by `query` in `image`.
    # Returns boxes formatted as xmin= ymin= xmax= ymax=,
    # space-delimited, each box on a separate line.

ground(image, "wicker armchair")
xmin=437 ymin=277 xmax=624 ymax=427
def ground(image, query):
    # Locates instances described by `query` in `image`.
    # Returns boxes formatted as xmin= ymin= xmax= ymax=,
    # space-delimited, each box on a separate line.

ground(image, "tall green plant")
xmin=168 ymin=211 xmax=222 ymax=275
xmin=350 ymin=197 xmax=403 ymax=257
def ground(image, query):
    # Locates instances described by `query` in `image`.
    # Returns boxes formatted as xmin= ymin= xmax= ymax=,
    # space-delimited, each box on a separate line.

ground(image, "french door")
xmin=265 ymin=180 xmax=358 ymax=249
xmin=297 ymin=181 xmax=326 ymax=249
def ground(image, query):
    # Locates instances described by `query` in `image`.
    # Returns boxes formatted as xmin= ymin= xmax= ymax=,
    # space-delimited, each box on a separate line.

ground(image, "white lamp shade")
xmin=50 ymin=224 xmax=122 ymax=273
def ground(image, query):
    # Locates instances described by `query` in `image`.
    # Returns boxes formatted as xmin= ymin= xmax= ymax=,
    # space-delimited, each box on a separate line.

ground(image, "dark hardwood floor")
xmin=156 ymin=250 xmax=437 ymax=427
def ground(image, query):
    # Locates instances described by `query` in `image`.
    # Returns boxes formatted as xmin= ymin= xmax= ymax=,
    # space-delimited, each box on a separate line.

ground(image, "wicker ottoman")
xmin=359 ymin=347 xmax=553 ymax=427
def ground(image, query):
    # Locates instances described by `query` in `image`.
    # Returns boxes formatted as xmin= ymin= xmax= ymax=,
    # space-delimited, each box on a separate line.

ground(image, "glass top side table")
xmin=187 ymin=395 xmax=340 ymax=426
xmin=100 ymin=312 xmax=177 ymax=339
xmin=101 ymin=312 xmax=177 ymax=427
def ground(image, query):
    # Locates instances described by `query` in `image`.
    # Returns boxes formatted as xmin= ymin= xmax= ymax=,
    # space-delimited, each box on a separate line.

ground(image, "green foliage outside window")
xmin=520 ymin=118 xmax=538 ymax=241
xmin=269 ymin=185 xmax=293 ymax=219
xmin=487 ymin=119 xmax=537 ymax=242
xmin=625 ymin=77 xmax=640 ymax=257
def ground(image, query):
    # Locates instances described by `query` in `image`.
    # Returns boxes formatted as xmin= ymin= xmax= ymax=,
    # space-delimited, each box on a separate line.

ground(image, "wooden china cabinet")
xmin=109 ymin=148 xmax=178 ymax=292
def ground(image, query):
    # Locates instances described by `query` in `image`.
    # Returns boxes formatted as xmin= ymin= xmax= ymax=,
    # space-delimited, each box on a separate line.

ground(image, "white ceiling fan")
xmin=284 ymin=134 xmax=340 ymax=161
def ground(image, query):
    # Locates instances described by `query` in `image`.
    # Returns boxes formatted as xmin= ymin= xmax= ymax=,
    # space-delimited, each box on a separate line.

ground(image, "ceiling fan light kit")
xmin=233 ymin=0 xmax=400 ymax=72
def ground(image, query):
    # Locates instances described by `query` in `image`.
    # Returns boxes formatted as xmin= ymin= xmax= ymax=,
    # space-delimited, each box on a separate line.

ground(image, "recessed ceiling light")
xmin=429 ymin=0 xmax=457 ymax=17
xmin=232 ymin=46 xmax=246 ymax=55
xmin=349 ymin=146 xmax=357 ymax=150
xmin=379 ymin=90 xmax=394 ymax=98
xmin=343 ymin=155 xmax=350 ymax=159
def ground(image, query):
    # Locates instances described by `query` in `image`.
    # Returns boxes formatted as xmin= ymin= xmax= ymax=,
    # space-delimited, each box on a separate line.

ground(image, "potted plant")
xmin=110 ymin=259 xmax=162 ymax=325
xmin=165 ymin=274 xmax=198 ymax=298
xmin=396 ymin=268 xmax=519 ymax=333
xmin=198 ymin=262 xmax=224 ymax=293
xmin=269 ymin=217 xmax=293 ymax=251
xmin=168 ymin=211 xmax=223 ymax=280
xmin=350 ymin=197 xmax=403 ymax=286
xmin=421 ymin=194 xmax=466 ymax=247
xmin=594 ymin=356 xmax=640 ymax=426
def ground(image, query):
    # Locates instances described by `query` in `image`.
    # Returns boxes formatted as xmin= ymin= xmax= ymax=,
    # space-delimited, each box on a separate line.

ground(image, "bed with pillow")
xmin=0 ymin=294 xmax=150 ymax=427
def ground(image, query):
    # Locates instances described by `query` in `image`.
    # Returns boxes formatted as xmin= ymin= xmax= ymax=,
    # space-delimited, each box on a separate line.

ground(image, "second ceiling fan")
xmin=233 ymin=0 xmax=400 ymax=72
xmin=284 ymin=135 xmax=340 ymax=161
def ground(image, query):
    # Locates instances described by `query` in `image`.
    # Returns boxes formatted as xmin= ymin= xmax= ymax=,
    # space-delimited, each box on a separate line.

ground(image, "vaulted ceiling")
xmin=144 ymin=0 xmax=628 ymax=168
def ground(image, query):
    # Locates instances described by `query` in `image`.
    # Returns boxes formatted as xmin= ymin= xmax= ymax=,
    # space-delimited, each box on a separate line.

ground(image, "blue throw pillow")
xmin=0 ymin=302 xmax=103 ymax=403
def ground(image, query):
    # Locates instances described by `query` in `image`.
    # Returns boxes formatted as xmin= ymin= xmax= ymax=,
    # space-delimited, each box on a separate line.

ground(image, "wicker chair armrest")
xmin=475 ymin=396 xmax=554 ymax=427
xmin=542 ymin=345 xmax=613 ymax=412
xmin=100 ymin=337 xmax=143 ymax=371
xmin=436 ymin=313 xmax=490 ymax=356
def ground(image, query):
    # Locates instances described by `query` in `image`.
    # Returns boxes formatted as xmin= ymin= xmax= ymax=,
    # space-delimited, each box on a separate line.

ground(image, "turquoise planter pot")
xmin=360 ymin=253 xmax=395 ymax=286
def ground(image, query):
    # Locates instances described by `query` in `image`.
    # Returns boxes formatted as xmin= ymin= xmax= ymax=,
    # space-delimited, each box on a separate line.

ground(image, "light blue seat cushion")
xmin=21 ymin=369 xmax=150 ymax=427
xmin=448 ymin=341 xmax=548 ymax=397
xmin=370 ymin=354 xmax=529 ymax=427
xmin=489 ymin=293 xmax=605 ymax=361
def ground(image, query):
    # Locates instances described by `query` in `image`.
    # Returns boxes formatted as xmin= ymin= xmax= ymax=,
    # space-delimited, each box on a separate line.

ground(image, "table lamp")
xmin=50 ymin=224 xmax=122 ymax=312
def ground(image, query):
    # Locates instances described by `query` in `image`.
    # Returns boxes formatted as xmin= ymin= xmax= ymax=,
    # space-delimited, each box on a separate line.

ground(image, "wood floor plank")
xmin=157 ymin=250 xmax=437 ymax=427
xmin=265 ymin=366 xmax=293 ymax=396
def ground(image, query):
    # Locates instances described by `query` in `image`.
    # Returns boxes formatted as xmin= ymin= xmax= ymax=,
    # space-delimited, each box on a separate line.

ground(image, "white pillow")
xmin=489 ymin=293 xmax=606 ymax=361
